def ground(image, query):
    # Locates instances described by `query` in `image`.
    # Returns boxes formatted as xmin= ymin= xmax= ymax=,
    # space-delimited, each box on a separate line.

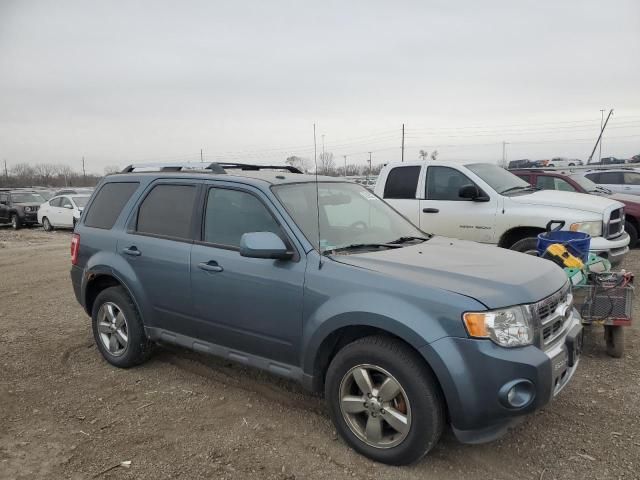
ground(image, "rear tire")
xmin=604 ymin=325 xmax=624 ymax=358
xmin=42 ymin=217 xmax=54 ymax=232
xmin=91 ymin=286 xmax=153 ymax=368
xmin=625 ymin=221 xmax=637 ymax=248
xmin=10 ymin=214 xmax=20 ymax=230
xmin=325 ymin=336 xmax=444 ymax=465
xmin=510 ymin=237 xmax=539 ymax=256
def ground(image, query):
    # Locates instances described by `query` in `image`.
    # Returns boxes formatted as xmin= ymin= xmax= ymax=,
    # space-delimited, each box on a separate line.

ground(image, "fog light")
xmin=499 ymin=379 xmax=535 ymax=409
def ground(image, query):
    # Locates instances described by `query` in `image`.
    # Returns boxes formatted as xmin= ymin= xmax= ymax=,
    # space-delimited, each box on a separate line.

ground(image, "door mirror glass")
xmin=458 ymin=184 xmax=489 ymax=201
xmin=239 ymin=232 xmax=292 ymax=260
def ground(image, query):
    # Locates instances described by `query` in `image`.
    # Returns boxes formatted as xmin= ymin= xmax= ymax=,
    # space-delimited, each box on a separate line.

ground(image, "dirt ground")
xmin=0 ymin=227 xmax=639 ymax=480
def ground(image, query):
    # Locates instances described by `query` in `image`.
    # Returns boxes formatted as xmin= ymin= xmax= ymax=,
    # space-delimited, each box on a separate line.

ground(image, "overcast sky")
xmin=1 ymin=0 xmax=639 ymax=173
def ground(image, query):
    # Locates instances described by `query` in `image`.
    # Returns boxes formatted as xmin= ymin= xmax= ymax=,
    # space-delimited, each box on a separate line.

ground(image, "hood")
xmin=608 ymin=192 xmax=640 ymax=206
xmin=508 ymin=190 xmax=623 ymax=214
xmin=332 ymin=236 xmax=568 ymax=309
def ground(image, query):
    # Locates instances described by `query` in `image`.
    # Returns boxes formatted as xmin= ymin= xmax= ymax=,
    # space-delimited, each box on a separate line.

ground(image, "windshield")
xmin=273 ymin=182 xmax=425 ymax=253
xmin=12 ymin=193 xmax=45 ymax=204
xmin=466 ymin=163 xmax=530 ymax=194
xmin=72 ymin=196 xmax=89 ymax=207
xmin=569 ymin=175 xmax=600 ymax=192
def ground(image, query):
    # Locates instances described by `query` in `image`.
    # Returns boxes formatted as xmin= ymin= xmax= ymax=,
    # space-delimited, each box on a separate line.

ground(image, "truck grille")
xmin=532 ymin=282 xmax=573 ymax=349
xmin=605 ymin=207 xmax=624 ymax=239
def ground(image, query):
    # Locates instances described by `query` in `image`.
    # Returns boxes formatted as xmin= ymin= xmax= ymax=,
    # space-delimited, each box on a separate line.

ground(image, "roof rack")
xmin=120 ymin=162 xmax=302 ymax=174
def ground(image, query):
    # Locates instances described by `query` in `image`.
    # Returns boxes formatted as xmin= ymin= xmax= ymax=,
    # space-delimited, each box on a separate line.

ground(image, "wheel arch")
xmin=498 ymin=226 xmax=545 ymax=248
xmin=84 ymin=269 xmax=141 ymax=319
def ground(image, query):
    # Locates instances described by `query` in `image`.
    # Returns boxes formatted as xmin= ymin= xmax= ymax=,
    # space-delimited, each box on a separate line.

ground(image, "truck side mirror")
xmin=239 ymin=232 xmax=293 ymax=260
xmin=458 ymin=184 xmax=490 ymax=202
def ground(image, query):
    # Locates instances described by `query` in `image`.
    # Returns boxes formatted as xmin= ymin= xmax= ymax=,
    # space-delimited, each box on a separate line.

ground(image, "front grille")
xmin=606 ymin=207 xmax=624 ymax=239
xmin=532 ymin=282 xmax=573 ymax=348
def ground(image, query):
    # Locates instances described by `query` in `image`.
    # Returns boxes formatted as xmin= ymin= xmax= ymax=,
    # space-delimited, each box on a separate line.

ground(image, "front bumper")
xmin=590 ymin=233 xmax=630 ymax=266
xmin=419 ymin=312 xmax=582 ymax=444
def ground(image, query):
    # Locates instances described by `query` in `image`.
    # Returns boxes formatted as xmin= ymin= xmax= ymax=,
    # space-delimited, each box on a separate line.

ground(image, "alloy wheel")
xmin=339 ymin=364 xmax=411 ymax=449
xmin=96 ymin=302 xmax=129 ymax=357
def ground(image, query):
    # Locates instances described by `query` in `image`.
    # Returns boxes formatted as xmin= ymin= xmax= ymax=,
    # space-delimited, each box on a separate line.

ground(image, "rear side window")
xmin=136 ymin=184 xmax=197 ymax=239
xmin=84 ymin=182 xmax=139 ymax=229
xmin=383 ymin=166 xmax=421 ymax=199
xmin=598 ymin=172 xmax=623 ymax=184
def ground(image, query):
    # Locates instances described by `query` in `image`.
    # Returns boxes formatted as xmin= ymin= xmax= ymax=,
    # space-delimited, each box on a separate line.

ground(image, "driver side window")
xmin=50 ymin=197 xmax=62 ymax=207
xmin=426 ymin=166 xmax=476 ymax=201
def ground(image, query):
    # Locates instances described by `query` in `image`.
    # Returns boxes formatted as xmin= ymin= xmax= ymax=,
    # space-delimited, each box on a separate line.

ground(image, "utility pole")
xmin=82 ymin=156 xmax=86 ymax=183
xmin=3 ymin=159 xmax=8 ymax=182
xmin=401 ymin=123 xmax=405 ymax=162
xmin=343 ymin=155 xmax=347 ymax=177
xmin=502 ymin=141 xmax=509 ymax=168
xmin=367 ymin=152 xmax=372 ymax=181
xmin=588 ymin=109 xmax=614 ymax=163
xmin=200 ymin=148 xmax=204 ymax=163
xmin=321 ymin=135 xmax=325 ymax=158
xmin=599 ymin=109 xmax=605 ymax=162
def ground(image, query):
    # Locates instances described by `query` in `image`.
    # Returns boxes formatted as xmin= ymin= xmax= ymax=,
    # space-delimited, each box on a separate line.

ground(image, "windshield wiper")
xmin=386 ymin=236 xmax=430 ymax=245
xmin=323 ymin=243 xmax=400 ymax=255
xmin=500 ymin=185 xmax=539 ymax=194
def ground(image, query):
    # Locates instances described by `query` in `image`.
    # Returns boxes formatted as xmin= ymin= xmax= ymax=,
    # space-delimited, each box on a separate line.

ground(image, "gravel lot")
xmin=1 ymin=227 xmax=639 ymax=480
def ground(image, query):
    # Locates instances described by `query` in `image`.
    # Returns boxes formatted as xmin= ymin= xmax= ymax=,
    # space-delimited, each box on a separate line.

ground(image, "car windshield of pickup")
xmin=273 ymin=182 xmax=427 ymax=253
xmin=11 ymin=192 xmax=45 ymax=204
xmin=466 ymin=163 xmax=533 ymax=195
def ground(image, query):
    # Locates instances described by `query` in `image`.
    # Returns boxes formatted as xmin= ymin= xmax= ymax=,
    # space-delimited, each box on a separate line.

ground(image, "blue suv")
xmin=70 ymin=162 xmax=582 ymax=465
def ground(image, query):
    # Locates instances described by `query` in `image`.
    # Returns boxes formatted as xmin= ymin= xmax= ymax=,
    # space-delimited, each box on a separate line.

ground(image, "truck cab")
xmin=374 ymin=161 xmax=630 ymax=265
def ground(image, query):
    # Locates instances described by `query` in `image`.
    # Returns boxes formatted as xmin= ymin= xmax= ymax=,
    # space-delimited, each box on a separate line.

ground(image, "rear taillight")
xmin=71 ymin=233 xmax=80 ymax=265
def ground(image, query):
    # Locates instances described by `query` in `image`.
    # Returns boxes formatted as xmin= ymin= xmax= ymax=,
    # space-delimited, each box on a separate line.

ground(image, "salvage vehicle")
xmin=374 ymin=161 xmax=629 ymax=265
xmin=38 ymin=194 xmax=90 ymax=231
xmin=511 ymin=169 xmax=640 ymax=247
xmin=70 ymin=162 xmax=582 ymax=465
xmin=0 ymin=189 xmax=46 ymax=229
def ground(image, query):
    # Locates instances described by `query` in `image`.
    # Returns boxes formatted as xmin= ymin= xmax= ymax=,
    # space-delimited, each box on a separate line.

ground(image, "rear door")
xmin=190 ymin=183 xmax=305 ymax=365
xmin=419 ymin=165 xmax=499 ymax=243
xmin=622 ymin=171 xmax=640 ymax=195
xmin=117 ymin=181 xmax=200 ymax=335
xmin=379 ymin=165 xmax=422 ymax=225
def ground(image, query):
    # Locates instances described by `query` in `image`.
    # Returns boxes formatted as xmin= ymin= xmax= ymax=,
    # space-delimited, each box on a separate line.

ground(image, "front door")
xmin=59 ymin=196 xmax=75 ymax=227
xmin=190 ymin=184 xmax=305 ymax=366
xmin=419 ymin=165 xmax=499 ymax=243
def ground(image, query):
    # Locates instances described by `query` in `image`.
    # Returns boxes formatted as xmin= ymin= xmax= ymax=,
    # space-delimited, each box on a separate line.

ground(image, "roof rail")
xmin=120 ymin=162 xmax=302 ymax=174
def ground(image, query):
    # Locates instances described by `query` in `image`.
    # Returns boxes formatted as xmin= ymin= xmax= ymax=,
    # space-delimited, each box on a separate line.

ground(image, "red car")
xmin=511 ymin=169 xmax=639 ymax=247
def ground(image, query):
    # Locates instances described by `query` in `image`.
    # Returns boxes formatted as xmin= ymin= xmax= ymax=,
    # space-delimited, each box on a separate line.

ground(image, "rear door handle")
xmin=198 ymin=261 xmax=224 ymax=273
xmin=122 ymin=246 xmax=141 ymax=256
xmin=422 ymin=208 xmax=439 ymax=213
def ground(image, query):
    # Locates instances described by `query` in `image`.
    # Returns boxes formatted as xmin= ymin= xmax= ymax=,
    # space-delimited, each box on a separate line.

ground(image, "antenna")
xmin=313 ymin=123 xmax=322 ymax=268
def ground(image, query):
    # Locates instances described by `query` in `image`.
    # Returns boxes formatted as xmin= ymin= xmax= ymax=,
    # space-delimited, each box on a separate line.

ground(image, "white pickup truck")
xmin=374 ymin=161 xmax=630 ymax=265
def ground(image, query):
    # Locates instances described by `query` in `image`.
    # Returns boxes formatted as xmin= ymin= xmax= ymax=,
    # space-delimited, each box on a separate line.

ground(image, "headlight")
xmin=24 ymin=206 xmax=32 ymax=212
xmin=570 ymin=221 xmax=602 ymax=237
xmin=463 ymin=306 xmax=534 ymax=347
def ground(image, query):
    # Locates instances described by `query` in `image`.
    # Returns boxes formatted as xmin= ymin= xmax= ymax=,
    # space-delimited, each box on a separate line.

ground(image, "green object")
xmin=585 ymin=253 xmax=611 ymax=273
xmin=564 ymin=267 xmax=586 ymax=286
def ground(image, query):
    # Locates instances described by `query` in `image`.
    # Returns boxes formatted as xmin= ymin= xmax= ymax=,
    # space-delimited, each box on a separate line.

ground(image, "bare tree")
xmin=104 ymin=165 xmax=121 ymax=175
xmin=33 ymin=163 xmax=58 ymax=185
xmin=10 ymin=163 xmax=35 ymax=185
xmin=317 ymin=152 xmax=336 ymax=175
xmin=430 ymin=150 xmax=439 ymax=161
xmin=285 ymin=156 xmax=310 ymax=173
xmin=419 ymin=149 xmax=429 ymax=161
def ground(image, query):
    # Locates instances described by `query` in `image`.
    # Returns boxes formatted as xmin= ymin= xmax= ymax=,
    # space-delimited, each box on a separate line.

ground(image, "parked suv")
xmin=0 ymin=189 xmax=46 ymax=229
xmin=512 ymin=169 xmax=640 ymax=247
xmin=578 ymin=168 xmax=640 ymax=196
xmin=71 ymin=162 xmax=582 ymax=465
xmin=374 ymin=161 xmax=629 ymax=265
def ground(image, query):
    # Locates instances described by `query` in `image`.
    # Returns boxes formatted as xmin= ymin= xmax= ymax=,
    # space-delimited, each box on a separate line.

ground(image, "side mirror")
xmin=459 ymin=184 xmax=490 ymax=202
xmin=239 ymin=232 xmax=292 ymax=260
xmin=64 ymin=205 xmax=73 ymax=209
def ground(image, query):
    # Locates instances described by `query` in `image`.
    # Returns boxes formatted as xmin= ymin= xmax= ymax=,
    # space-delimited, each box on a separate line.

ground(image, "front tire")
xmin=325 ymin=336 xmax=444 ymax=465
xmin=91 ymin=286 xmax=153 ymax=368
xmin=11 ymin=214 xmax=20 ymax=230
xmin=510 ymin=237 xmax=539 ymax=256
xmin=42 ymin=217 xmax=54 ymax=232
xmin=625 ymin=221 xmax=637 ymax=248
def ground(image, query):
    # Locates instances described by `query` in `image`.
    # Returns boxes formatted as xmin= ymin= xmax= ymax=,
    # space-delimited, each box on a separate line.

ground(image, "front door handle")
xmin=422 ymin=208 xmax=439 ymax=213
xmin=198 ymin=261 xmax=224 ymax=273
xmin=122 ymin=246 xmax=141 ymax=256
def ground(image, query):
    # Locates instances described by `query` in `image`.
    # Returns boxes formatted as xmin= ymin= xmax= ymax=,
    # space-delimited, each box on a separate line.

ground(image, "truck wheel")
xmin=42 ymin=217 xmax=54 ymax=232
xmin=604 ymin=325 xmax=624 ymax=358
xmin=91 ymin=286 xmax=154 ymax=368
xmin=510 ymin=237 xmax=539 ymax=256
xmin=325 ymin=336 xmax=444 ymax=465
xmin=10 ymin=214 xmax=20 ymax=230
xmin=625 ymin=221 xmax=637 ymax=248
